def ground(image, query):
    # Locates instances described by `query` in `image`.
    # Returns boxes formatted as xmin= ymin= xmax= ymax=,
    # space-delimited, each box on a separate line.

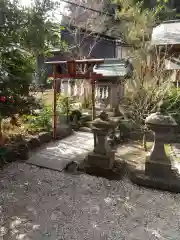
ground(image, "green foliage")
xmin=120 ymin=73 xmax=171 ymax=130
xmin=21 ymin=9 xmax=63 ymax=56
xmin=162 ymin=88 xmax=180 ymax=125
xmin=0 ymin=0 xmax=64 ymax=56
xmin=112 ymin=0 xmax=174 ymax=47
xmin=0 ymin=0 xmax=67 ymax=120
xmin=0 ymin=48 xmax=38 ymax=118
xmin=69 ymin=110 xmax=82 ymax=122
xmin=118 ymin=119 xmax=136 ymax=139
xmin=57 ymin=95 xmax=71 ymax=115
xmin=82 ymin=93 xmax=92 ymax=109
xmin=56 ymin=95 xmax=83 ymax=124
xmin=23 ymin=106 xmax=52 ymax=133
xmin=0 ymin=0 xmax=25 ymax=49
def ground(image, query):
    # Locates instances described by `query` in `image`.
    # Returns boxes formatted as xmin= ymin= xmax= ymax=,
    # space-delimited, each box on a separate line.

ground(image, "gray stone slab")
xmin=27 ymin=131 xmax=94 ymax=171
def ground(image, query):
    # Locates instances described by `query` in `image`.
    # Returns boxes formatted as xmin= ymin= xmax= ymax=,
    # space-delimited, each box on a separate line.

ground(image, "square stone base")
xmin=130 ymin=169 xmax=180 ymax=193
xmin=87 ymin=151 xmax=115 ymax=169
xmin=145 ymin=160 xmax=172 ymax=179
xmin=79 ymin=158 xmax=125 ymax=180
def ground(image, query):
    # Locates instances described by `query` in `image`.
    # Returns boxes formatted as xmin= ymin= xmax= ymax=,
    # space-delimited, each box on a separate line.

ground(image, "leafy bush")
xmin=121 ymin=75 xmax=171 ymax=131
xmin=23 ymin=106 xmax=52 ymax=133
xmin=56 ymin=94 xmax=82 ymax=116
xmin=162 ymin=88 xmax=180 ymax=125
xmin=69 ymin=110 xmax=82 ymax=122
xmin=0 ymin=48 xmax=38 ymax=118
xmin=57 ymin=94 xmax=71 ymax=115
xmin=82 ymin=93 xmax=92 ymax=109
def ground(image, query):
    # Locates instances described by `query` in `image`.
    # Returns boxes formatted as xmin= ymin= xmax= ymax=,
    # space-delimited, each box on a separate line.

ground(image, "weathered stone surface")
xmin=55 ymin=124 xmax=73 ymax=139
xmin=87 ymin=111 xmax=117 ymax=170
xmin=145 ymin=112 xmax=177 ymax=177
xmin=38 ymin=132 xmax=51 ymax=144
xmin=130 ymin=169 xmax=180 ymax=193
xmin=4 ymin=141 xmax=29 ymax=162
xmin=145 ymin=159 xmax=172 ymax=178
xmin=4 ymin=148 xmax=17 ymax=163
xmin=127 ymin=112 xmax=180 ymax=192
xmin=27 ymin=132 xmax=94 ymax=171
xmin=79 ymin=127 xmax=92 ymax=133
xmin=80 ymin=159 xmax=125 ymax=180
xmin=25 ymin=135 xmax=41 ymax=149
xmin=87 ymin=152 xmax=115 ymax=169
xmin=16 ymin=142 xmax=29 ymax=160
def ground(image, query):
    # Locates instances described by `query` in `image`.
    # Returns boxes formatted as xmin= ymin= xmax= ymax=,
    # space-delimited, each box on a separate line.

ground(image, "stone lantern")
xmin=129 ymin=109 xmax=180 ymax=192
xmin=145 ymin=111 xmax=177 ymax=179
xmin=87 ymin=111 xmax=116 ymax=169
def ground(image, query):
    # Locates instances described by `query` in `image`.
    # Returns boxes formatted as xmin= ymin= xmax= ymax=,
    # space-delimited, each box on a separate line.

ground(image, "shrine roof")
xmin=151 ymin=20 xmax=180 ymax=45
xmin=93 ymin=58 xmax=133 ymax=78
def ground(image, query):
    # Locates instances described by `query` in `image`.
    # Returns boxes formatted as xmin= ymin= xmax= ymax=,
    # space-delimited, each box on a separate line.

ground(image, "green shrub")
xmin=162 ymin=88 xmax=180 ymax=125
xmin=23 ymin=106 xmax=52 ymax=133
xmin=82 ymin=93 xmax=92 ymax=109
xmin=117 ymin=119 xmax=137 ymax=139
xmin=56 ymin=95 xmax=82 ymax=120
xmin=0 ymin=48 xmax=37 ymax=118
xmin=57 ymin=94 xmax=71 ymax=115
xmin=69 ymin=110 xmax=82 ymax=122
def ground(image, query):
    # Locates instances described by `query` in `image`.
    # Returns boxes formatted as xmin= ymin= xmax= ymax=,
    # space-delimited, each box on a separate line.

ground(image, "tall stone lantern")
xmin=145 ymin=111 xmax=177 ymax=178
xmin=87 ymin=111 xmax=116 ymax=169
xmin=131 ymin=110 xmax=180 ymax=193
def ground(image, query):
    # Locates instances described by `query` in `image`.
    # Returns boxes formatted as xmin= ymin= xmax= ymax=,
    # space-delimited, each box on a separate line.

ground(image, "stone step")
xmin=27 ymin=131 xmax=94 ymax=171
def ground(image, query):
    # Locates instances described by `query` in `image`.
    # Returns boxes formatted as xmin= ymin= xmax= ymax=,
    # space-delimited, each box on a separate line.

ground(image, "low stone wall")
xmin=0 ymin=125 xmax=73 ymax=168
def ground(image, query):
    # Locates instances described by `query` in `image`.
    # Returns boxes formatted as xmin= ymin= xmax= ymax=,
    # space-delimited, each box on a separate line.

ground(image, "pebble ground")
xmin=0 ymin=162 xmax=180 ymax=240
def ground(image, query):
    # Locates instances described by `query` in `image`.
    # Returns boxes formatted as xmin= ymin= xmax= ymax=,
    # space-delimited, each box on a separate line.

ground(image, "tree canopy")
xmin=0 ymin=0 xmax=64 ymax=119
xmin=111 ymin=0 xmax=175 ymax=47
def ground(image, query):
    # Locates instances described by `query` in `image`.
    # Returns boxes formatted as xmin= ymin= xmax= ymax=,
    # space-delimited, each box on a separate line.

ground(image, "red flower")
xmin=0 ymin=96 xmax=6 ymax=102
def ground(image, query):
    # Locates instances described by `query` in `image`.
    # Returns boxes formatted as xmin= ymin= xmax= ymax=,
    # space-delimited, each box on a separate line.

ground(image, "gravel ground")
xmin=0 ymin=162 xmax=180 ymax=240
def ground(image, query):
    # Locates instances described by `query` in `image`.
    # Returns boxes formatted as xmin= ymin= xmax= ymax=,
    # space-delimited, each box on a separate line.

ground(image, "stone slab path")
xmin=27 ymin=132 xmax=94 ymax=171
xmin=169 ymin=144 xmax=180 ymax=173
xmin=172 ymin=143 xmax=180 ymax=158
xmin=0 ymin=162 xmax=180 ymax=240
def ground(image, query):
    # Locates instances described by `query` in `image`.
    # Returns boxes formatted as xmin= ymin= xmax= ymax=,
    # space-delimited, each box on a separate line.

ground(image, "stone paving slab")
xmin=27 ymin=132 xmax=94 ymax=171
xmin=169 ymin=144 xmax=180 ymax=173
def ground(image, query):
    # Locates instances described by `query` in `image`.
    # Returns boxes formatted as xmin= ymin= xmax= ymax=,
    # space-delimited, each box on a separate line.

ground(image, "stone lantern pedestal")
xmin=130 ymin=111 xmax=180 ymax=193
xmin=145 ymin=112 xmax=177 ymax=178
xmin=87 ymin=111 xmax=116 ymax=169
